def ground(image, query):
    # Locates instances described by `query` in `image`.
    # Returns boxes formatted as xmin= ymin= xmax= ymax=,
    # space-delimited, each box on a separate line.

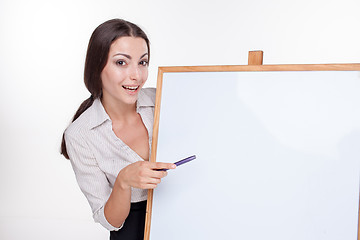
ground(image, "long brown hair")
xmin=61 ymin=19 xmax=150 ymax=159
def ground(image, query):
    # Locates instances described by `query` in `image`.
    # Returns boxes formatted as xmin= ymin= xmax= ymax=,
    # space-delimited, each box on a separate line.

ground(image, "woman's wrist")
xmin=115 ymin=169 xmax=131 ymax=191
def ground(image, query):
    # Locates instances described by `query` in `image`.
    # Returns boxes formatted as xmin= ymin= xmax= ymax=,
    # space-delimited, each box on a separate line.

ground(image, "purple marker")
xmin=156 ymin=155 xmax=196 ymax=171
xmin=174 ymin=155 xmax=196 ymax=167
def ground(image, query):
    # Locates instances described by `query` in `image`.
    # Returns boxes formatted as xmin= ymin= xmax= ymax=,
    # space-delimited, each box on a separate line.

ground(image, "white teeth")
xmin=123 ymin=86 xmax=139 ymax=91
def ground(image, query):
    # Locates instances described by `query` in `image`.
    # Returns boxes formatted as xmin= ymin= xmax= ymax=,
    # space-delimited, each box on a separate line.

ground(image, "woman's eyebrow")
xmin=113 ymin=53 xmax=131 ymax=59
xmin=112 ymin=53 xmax=148 ymax=59
xmin=140 ymin=53 xmax=148 ymax=59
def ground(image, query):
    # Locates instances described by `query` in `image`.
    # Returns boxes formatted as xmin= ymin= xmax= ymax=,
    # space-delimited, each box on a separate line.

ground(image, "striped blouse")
xmin=64 ymin=88 xmax=156 ymax=231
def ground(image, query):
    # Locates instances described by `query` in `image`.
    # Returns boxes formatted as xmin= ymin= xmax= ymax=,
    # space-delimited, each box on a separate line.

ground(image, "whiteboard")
xmin=147 ymin=68 xmax=360 ymax=240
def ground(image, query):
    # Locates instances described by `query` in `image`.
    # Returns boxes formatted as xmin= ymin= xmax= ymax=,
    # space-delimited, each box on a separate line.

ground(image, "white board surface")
xmin=149 ymin=71 xmax=360 ymax=240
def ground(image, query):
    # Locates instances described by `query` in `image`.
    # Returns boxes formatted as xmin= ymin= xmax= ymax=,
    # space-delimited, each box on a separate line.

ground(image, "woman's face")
xmin=101 ymin=36 xmax=149 ymax=106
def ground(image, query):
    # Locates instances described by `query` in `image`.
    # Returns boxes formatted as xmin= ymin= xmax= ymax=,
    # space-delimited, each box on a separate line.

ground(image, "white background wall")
xmin=0 ymin=0 xmax=359 ymax=239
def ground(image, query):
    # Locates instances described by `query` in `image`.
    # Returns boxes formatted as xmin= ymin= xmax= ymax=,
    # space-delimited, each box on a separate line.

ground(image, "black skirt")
xmin=110 ymin=200 xmax=147 ymax=240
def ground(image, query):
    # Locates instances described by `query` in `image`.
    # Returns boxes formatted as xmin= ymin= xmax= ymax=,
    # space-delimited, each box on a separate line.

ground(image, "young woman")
xmin=61 ymin=19 xmax=175 ymax=240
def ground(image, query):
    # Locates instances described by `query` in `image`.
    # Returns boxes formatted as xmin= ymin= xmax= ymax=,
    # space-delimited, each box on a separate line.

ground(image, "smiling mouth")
xmin=122 ymin=85 xmax=139 ymax=92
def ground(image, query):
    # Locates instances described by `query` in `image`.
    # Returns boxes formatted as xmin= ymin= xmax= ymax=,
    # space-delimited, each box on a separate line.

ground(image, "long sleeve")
xmin=63 ymin=91 xmax=154 ymax=231
xmin=65 ymin=132 xmax=123 ymax=231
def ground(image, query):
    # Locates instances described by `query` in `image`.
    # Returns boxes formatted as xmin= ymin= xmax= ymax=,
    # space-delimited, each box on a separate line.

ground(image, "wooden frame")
xmin=144 ymin=56 xmax=360 ymax=239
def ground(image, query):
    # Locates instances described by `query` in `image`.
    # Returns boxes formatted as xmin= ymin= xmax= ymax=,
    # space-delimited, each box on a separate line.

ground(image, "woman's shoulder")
xmin=64 ymin=102 xmax=98 ymax=139
xmin=141 ymin=87 xmax=156 ymax=98
xmin=138 ymin=87 xmax=156 ymax=106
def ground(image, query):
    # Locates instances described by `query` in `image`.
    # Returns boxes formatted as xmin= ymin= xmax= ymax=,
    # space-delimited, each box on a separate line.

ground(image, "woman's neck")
xmin=101 ymin=97 xmax=137 ymax=123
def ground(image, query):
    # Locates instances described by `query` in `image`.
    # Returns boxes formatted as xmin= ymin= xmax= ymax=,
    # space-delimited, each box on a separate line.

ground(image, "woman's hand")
xmin=116 ymin=161 xmax=176 ymax=190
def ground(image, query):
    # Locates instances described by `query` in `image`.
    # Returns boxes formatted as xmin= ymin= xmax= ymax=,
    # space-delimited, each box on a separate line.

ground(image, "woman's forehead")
xmin=109 ymin=37 xmax=148 ymax=57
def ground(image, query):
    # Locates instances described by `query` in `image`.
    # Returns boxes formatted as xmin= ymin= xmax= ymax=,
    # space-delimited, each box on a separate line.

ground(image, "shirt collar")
xmin=89 ymin=98 xmax=111 ymax=129
xmin=89 ymin=89 xmax=155 ymax=129
xmin=136 ymin=88 xmax=156 ymax=110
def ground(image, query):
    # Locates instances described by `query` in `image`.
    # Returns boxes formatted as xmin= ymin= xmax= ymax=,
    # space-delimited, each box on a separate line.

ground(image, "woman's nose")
xmin=129 ymin=65 xmax=140 ymax=80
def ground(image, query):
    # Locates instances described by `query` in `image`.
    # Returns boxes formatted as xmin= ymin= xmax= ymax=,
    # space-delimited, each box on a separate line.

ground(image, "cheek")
xmin=101 ymin=68 xmax=123 ymax=86
xmin=100 ymin=71 xmax=117 ymax=93
xmin=100 ymin=72 xmax=109 ymax=89
xmin=141 ymin=68 xmax=149 ymax=82
xmin=100 ymin=67 xmax=110 ymax=82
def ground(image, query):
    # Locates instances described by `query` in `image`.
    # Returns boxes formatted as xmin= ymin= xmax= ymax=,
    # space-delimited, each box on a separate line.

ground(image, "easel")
xmin=144 ymin=51 xmax=360 ymax=240
xmin=248 ymin=50 xmax=264 ymax=65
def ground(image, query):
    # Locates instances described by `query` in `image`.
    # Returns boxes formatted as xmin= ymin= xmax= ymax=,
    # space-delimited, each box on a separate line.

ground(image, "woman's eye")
xmin=139 ymin=60 xmax=149 ymax=66
xmin=116 ymin=60 xmax=126 ymax=66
